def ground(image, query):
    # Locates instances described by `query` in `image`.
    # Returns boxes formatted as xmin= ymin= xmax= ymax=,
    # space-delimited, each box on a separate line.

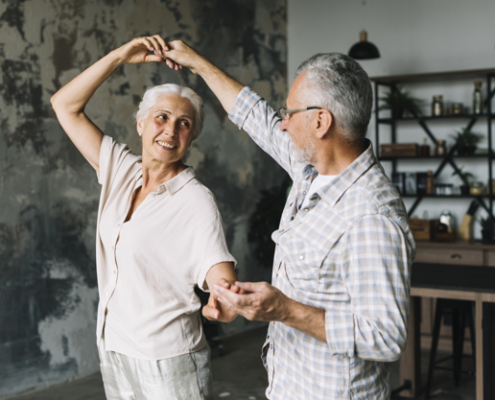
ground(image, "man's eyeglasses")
xmin=277 ymin=106 xmax=322 ymax=120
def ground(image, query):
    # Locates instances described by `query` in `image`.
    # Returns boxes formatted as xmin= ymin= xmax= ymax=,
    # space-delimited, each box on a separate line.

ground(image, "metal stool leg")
xmin=425 ymin=299 xmax=444 ymax=399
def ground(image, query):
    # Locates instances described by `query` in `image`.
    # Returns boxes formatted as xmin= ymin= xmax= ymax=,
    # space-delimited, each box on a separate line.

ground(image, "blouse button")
xmin=299 ymin=254 xmax=304 ymax=260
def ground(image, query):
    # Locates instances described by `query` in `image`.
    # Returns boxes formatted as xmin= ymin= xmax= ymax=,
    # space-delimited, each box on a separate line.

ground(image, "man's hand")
xmin=113 ymin=35 xmax=181 ymax=70
xmin=163 ymin=40 xmax=208 ymax=75
xmin=214 ymin=281 xmax=327 ymax=342
xmin=213 ymin=281 xmax=293 ymax=323
xmin=202 ymin=279 xmax=239 ymax=323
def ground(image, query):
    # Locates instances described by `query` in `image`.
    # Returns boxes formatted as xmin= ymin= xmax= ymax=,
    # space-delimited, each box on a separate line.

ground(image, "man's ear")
xmin=314 ymin=109 xmax=333 ymax=139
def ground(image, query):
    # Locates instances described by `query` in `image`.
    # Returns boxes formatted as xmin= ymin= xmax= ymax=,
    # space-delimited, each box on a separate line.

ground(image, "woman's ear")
xmin=136 ymin=119 xmax=143 ymax=137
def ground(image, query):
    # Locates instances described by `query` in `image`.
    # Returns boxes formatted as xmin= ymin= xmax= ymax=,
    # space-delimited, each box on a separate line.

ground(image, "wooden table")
xmin=397 ymin=242 xmax=495 ymax=400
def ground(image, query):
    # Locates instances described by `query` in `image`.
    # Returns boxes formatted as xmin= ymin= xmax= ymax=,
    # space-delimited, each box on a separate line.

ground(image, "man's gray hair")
xmin=295 ymin=53 xmax=372 ymax=142
xmin=135 ymin=83 xmax=205 ymax=140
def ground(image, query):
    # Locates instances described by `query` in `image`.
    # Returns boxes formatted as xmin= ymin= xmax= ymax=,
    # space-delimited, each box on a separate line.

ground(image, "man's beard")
xmin=291 ymin=136 xmax=317 ymax=164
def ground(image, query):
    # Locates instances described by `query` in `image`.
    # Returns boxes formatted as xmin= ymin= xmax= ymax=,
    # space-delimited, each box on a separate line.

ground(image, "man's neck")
xmin=313 ymin=139 xmax=367 ymax=175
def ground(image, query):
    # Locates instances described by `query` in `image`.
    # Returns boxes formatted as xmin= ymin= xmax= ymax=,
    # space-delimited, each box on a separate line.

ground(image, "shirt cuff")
xmin=228 ymin=86 xmax=263 ymax=130
xmin=325 ymin=308 xmax=355 ymax=356
xmin=97 ymin=135 xmax=113 ymax=185
xmin=197 ymin=254 xmax=237 ymax=292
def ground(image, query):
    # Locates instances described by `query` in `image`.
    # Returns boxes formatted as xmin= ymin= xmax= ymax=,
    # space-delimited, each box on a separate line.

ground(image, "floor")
xmin=4 ymin=325 xmax=476 ymax=400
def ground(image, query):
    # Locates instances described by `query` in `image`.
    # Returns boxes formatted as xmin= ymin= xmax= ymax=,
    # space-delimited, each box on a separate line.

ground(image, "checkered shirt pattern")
xmin=229 ymin=87 xmax=415 ymax=400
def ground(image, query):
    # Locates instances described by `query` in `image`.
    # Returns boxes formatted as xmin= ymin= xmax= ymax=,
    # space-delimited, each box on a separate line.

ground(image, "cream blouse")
xmin=95 ymin=135 xmax=236 ymax=360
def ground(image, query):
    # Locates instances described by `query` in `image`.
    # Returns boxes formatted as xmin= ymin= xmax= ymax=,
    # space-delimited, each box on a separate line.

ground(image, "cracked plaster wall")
xmin=0 ymin=0 xmax=287 ymax=396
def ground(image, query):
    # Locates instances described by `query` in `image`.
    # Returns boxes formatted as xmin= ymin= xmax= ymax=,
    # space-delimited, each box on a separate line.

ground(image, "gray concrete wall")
xmin=0 ymin=0 xmax=287 ymax=396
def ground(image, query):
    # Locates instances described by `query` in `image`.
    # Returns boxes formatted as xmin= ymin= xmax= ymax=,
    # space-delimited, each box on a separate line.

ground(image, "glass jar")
xmin=431 ymin=95 xmax=444 ymax=116
xmin=470 ymin=181 xmax=483 ymax=196
xmin=434 ymin=139 xmax=447 ymax=156
xmin=420 ymin=137 xmax=430 ymax=156
xmin=451 ymin=102 xmax=463 ymax=115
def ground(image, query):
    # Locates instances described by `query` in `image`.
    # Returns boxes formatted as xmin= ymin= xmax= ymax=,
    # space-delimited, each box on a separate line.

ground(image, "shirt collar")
xmin=156 ymin=166 xmax=196 ymax=195
xmin=309 ymin=140 xmax=377 ymax=206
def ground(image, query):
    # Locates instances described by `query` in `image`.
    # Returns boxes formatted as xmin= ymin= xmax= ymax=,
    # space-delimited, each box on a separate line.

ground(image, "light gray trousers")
xmin=98 ymin=341 xmax=214 ymax=400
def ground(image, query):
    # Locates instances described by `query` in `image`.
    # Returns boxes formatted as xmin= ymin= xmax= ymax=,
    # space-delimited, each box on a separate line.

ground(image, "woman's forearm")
xmin=50 ymin=49 xmax=122 ymax=116
xmin=50 ymin=36 xmax=168 ymax=172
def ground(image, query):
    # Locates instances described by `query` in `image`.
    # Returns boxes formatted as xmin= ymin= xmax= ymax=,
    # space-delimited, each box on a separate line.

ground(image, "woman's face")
xmin=137 ymin=94 xmax=196 ymax=166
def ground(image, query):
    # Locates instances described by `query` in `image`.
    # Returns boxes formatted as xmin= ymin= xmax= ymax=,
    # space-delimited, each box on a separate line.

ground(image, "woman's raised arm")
xmin=50 ymin=35 xmax=176 ymax=173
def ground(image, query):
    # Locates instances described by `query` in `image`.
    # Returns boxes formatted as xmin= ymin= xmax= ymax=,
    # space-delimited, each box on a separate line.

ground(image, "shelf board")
xmin=371 ymin=68 xmax=495 ymax=83
xmin=401 ymin=194 xmax=494 ymax=199
xmin=379 ymin=154 xmax=493 ymax=161
xmin=377 ymin=113 xmax=494 ymax=123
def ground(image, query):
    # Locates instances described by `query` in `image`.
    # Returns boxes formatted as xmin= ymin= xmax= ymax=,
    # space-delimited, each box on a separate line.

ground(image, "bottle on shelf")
xmin=431 ymin=95 xmax=444 ymax=116
xmin=426 ymin=170 xmax=434 ymax=195
xmin=420 ymin=137 xmax=430 ymax=156
xmin=473 ymin=81 xmax=482 ymax=114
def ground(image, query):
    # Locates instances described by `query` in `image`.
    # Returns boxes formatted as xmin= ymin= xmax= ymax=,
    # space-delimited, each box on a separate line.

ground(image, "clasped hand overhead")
xmin=114 ymin=35 xmax=205 ymax=74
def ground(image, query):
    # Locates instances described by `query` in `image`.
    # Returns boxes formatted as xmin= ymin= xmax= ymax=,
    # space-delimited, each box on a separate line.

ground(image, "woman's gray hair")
xmin=135 ymin=83 xmax=205 ymax=140
xmin=295 ymin=53 xmax=372 ymax=142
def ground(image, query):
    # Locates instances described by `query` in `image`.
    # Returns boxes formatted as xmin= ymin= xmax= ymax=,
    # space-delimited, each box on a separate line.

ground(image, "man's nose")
xmin=280 ymin=118 xmax=288 ymax=132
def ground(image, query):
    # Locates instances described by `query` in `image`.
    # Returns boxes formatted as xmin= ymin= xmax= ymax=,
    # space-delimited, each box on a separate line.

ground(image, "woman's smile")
xmin=156 ymin=140 xmax=177 ymax=150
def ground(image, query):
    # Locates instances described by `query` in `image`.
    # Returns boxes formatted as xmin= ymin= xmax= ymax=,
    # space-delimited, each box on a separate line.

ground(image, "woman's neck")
xmin=141 ymin=159 xmax=186 ymax=191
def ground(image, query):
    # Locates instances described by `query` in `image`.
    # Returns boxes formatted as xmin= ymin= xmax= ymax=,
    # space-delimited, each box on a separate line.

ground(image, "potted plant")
xmin=452 ymin=166 xmax=474 ymax=195
xmin=449 ymin=128 xmax=484 ymax=156
xmin=479 ymin=216 xmax=495 ymax=243
xmin=379 ymin=85 xmax=424 ymax=118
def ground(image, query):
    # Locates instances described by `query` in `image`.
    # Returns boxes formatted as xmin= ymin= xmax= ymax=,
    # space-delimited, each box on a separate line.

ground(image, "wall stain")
xmin=0 ymin=0 xmax=287 ymax=396
xmin=0 ymin=0 xmax=27 ymax=40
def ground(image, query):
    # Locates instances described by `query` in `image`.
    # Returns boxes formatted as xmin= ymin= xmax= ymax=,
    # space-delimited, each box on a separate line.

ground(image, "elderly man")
xmin=165 ymin=40 xmax=415 ymax=400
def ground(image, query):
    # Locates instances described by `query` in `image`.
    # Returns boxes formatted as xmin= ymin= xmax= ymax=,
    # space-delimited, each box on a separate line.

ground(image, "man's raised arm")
xmin=165 ymin=40 xmax=244 ymax=113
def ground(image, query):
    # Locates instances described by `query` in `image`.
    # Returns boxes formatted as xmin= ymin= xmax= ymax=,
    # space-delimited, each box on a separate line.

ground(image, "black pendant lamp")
xmin=348 ymin=30 xmax=380 ymax=60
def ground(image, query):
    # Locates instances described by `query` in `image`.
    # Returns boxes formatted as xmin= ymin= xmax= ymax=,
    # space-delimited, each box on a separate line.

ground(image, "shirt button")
xmin=304 ymin=208 xmax=309 ymax=212
xmin=299 ymin=254 xmax=304 ymax=260
xmin=302 ymin=191 xmax=306 ymax=195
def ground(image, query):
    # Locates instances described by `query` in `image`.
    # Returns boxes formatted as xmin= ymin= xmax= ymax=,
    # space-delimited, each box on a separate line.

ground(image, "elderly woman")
xmin=50 ymin=36 xmax=238 ymax=400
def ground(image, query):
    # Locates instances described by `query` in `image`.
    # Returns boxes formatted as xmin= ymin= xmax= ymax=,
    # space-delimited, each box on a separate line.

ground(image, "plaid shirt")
xmin=229 ymin=87 xmax=415 ymax=400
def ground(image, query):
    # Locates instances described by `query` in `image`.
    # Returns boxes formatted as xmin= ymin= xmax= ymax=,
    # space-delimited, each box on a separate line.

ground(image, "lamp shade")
xmin=348 ymin=30 xmax=380 ymax=60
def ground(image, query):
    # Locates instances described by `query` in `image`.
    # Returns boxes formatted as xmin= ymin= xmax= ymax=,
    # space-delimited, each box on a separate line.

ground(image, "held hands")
xmin=113 ymin=35 xmax=182 ymax=70
xmin=114 ymin=35 xmax=204 ymax=73
xmin=202 ymin=279 xmax=242 ymax=323
xmin=213 ymin=281 xmax=293 ymax=323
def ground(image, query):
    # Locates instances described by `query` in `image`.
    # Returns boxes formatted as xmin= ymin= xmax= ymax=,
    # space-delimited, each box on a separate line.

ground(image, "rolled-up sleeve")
xmin=325 ymin=214 xmax=411 ymax=362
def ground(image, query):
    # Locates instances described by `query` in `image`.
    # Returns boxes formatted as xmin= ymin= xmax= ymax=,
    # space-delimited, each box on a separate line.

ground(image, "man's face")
xmin=280 ymin=72 xmax=318 ymax=163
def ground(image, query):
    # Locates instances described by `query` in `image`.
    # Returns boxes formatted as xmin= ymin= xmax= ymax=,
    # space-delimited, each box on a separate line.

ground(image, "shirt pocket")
xmin=279 ymin=210 xmax=348 ymax=293
xmin=282 ymin=237 xmax=326 ymax=293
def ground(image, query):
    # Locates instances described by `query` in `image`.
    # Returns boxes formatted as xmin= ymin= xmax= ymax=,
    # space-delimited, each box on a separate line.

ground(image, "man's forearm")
xmin=282 ymin=297 xmax=327 ymax=342
xmin=165 ymin=40 xmax=244 ymax=113
xmin=197 ymin=58 xmax=244 ymax=114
